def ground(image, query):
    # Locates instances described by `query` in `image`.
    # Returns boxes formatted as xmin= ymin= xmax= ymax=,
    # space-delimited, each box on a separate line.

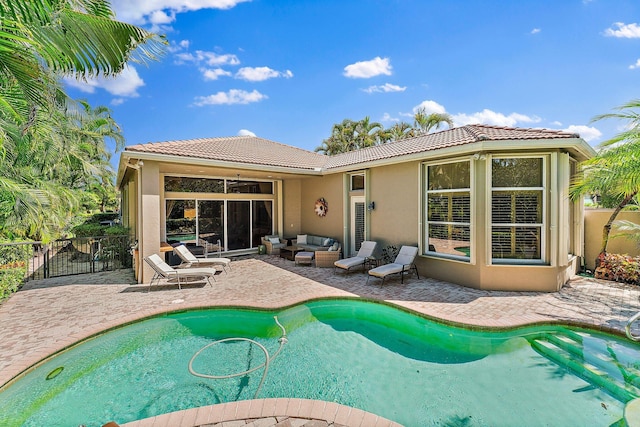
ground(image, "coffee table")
xmin=280 ymin=245 xmax=303 ymax=261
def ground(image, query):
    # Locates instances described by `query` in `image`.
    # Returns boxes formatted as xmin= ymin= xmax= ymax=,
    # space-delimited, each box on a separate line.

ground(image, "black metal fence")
xmin=0 ymin=235 xmax=134 ymax=281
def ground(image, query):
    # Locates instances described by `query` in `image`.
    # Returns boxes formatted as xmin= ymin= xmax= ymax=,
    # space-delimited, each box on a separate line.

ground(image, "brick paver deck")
xmin=1 ymin=255 xmax=640 ymax=427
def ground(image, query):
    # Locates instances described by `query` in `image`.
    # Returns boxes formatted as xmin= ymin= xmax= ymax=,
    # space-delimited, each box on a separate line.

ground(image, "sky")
xmin=64 ymin=0 xmax=640 ymax=164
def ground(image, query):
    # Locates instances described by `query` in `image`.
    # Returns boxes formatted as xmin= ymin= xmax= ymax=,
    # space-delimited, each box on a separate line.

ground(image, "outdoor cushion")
xmin=268 ymin=237 xmax=280 ymax=244
xmin=334 ymin=256 xmax=366 ymax=269
xmin=297 ymin=234 xmax=307 ymax=244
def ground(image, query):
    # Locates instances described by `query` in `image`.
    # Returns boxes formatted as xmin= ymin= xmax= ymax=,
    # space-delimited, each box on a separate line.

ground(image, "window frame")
xmin=423 ymin=158 xmax=474 ymax=263
xmin=488 ymin=155 xmax=547 ymax=265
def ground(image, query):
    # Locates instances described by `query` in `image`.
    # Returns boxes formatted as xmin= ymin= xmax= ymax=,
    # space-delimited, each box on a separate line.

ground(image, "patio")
xmin=1 ymin=254 xmax=640 ymax=426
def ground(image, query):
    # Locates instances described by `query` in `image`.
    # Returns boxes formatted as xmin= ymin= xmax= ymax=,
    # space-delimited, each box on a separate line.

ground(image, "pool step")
xmin=529 ymin=331 xmax=640 ymax=403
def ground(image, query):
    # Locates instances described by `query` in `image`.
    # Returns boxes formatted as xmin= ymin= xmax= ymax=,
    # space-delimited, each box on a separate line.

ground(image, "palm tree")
xmin=354 ymin=116 xmax=383 ymax=148
xmin=0 ymin=0 xmax=165 ymax=125
xmin=413 ymin=108 xmax=454 ymax=134
xmin=387 ymin=121 xmax=415 ymax=141
xmin=570 ymin=99 xmax=640 ymax=266
xmin=0 ymin=0 xmax=165 ymax=240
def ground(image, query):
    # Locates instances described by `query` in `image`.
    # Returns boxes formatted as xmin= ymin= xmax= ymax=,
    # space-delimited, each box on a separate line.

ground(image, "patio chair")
xmin=174 ymin=243 xmax=230 ymax=273
xmin=334 ymin=241 xmax=378 ymax=273
xmin=367 ymin=246 xmax=419 ymax=285
xmin=143 ymin=253 xmax=218 ymax=290
xmin=197 ymin=239 xmax=231 ymax=273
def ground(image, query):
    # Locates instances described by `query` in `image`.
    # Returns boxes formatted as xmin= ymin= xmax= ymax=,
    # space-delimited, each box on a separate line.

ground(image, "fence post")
xmin=44 ymin=245 xmax=49 ymax=279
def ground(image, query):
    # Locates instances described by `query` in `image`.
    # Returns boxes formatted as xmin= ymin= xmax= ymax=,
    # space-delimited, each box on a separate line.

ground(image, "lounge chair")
xmin=144 ymin=253 xmax=218 ymax=290
xmin=174 ymin=243 xmax=231 ymax=273
xmin=367 ymin=246 xmax=419 ymax=285
xmin=334 ymin=241 xmax=377 ymax=273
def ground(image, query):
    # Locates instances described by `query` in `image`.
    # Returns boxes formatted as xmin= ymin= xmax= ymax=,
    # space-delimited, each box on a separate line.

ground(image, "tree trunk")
xmin=596 ymin=191 xmax=638 ymax=267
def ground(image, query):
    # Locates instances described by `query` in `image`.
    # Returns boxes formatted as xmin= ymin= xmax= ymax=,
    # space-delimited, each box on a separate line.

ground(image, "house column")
xmin=138 ymin=161 xmax=161 ymax=283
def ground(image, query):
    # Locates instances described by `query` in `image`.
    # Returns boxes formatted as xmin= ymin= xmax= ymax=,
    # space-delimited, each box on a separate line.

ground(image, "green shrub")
xmin=72 ymin=223 xmax=129 ymax=237
xmin=0 ymin=267 xmax=26 ymax=301
xmin=0 ymin=243 xmax=31 ymax=301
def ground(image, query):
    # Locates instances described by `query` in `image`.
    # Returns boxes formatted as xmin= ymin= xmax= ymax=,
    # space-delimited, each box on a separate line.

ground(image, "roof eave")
xmin=117 ymin=151 xmax=323 ymax=188
xmin=322 ymin=137 xmax=596 ymax=174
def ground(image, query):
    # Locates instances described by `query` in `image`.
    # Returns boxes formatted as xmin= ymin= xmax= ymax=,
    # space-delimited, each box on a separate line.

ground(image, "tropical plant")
xmin=413 ymin=108 xmax=453 ymax=135
xmin=570 ymin=99 xmax=640 ymax=266
xmin=0 ymin=0 xmax=165 ymax=241
xmin=316 ymin=109 xmax=455 ymax=155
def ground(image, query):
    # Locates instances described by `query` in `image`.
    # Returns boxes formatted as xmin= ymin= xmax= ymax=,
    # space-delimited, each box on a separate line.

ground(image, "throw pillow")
xmin=323 ymin=237 xmax=332 ymax=246
xmin=331 ymin=242 xmax=340 ymax=251
xmin=297 ymin=234 xmax=307 ymax=244
xmin=269 ymin=237 xmax=280 ymax=244
xmin=328 ymin=246 xmax=335 ymax=252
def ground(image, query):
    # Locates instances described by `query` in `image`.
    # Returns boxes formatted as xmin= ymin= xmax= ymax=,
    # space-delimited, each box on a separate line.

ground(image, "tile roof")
xmin=126 ymin=135 xmax=327 ymax=170
xmin=324 ymin=124 xmax=580 ymax=169
xmin=125 ymin=125 xmax=581 ymax=172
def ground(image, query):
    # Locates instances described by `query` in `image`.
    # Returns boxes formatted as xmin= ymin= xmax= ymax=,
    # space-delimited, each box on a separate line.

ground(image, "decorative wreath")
xmin=314 ymin=197 xmax=328 ymax=217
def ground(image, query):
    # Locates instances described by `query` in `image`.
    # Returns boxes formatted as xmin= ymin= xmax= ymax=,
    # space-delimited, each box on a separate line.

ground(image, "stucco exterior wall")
xmin=282 ymin=179 xmax=302 ymax=238
xmin=368 ymin=162 xmax=420 ymax=249
xmin=139 ymin=161 xmax=161 ymax=283
xmin=584 ymin=209 xmax=640 ymax=271
xmin=299 ymin=175 xmax=344 ymax=242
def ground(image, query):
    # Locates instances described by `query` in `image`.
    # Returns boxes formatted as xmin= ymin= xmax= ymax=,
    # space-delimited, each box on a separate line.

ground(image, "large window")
xmin=491 ymin=157 xmax=544 ymax=262
xmin=164 ymin=176 xmax=274 ymax=252
xmin=425 ymin=161 xmax=471 ymax=260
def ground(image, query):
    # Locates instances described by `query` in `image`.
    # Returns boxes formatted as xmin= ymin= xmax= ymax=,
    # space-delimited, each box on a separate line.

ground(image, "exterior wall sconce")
xmin=367 ymin=201 xmax=375 ymax=211
xmin=472 ymin=153 xmax=486 ymax=161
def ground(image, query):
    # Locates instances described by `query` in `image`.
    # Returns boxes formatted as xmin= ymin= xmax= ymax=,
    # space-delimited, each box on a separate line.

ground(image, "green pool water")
xmin=0 ymin=299 xmax=638 ymax=427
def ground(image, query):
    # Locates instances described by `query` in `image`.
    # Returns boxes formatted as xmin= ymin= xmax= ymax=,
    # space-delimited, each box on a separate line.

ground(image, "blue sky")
xmin=65 ymin=0 xmax=640 ymax=161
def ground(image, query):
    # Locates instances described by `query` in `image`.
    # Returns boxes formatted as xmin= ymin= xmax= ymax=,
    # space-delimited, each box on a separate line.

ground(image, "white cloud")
xmin=629 ymin=59 xmax=640 ymax=69
xmin=111 ymin=0 xmax=250 ymax=26
xmin=381 ymin=112 xmax=399 ymax=123
xmin=235 ymin=66 xmax=293 ymax=81
xmin=563 ymin=125 xmax=602 ymax=142
xmin=604 ymin=22 xmax=640 ymax=38
xmin=201 ymin=68 xmax=232 ymax=80
xmin=238 ymin=129 xmax=256 ymax=137
xmin=363 ymin=83 xmax=406 ymax=93
xmin=168 ymin=39 xmax=190 ymax=53
xmin=111 ymin=98 xmax=125 ymax=106
xmin=194 ymin=89 xmax=267 ymax=106
xmin=531 ymin=28 xmax=541 ymax=34
xmin=452 ymin=109 xmax=541 ymax=127
xmin=64 ymin=66 xmax=144 ymax=97
xmin=413 ymin=100 xmax=447 ymax=115
xmin=551 ymin=120 xmax=563 ymax=126
xmin=343 ymin=57 xmax=392 ymax=78
xmin=174 ymin=50 xmax=240 ymax=66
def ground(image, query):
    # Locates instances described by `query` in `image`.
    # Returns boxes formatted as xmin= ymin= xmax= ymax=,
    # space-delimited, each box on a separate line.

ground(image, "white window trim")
xmin=423 ymin=158 xmax=475 ymax=264
xmin=487 ymin=154 xmax=548 ymax=266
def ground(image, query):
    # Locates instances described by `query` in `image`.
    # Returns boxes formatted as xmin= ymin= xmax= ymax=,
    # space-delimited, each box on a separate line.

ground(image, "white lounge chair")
xmin=367 ymin=246 xmax=419 ymax=285
xmin=334 ymin=241 xmax=378 ymax=273
xmin=144 ymin=253 xmax=219 ymax=290
xmin=182 ymin=240 xmax=231 ymax=273
xmin=174 ymin=243 xmax=231 ymax=273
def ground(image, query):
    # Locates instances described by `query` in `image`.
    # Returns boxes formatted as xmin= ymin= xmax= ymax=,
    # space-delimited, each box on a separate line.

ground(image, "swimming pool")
xmin=1 ymin=299 xmax=639 ymax=426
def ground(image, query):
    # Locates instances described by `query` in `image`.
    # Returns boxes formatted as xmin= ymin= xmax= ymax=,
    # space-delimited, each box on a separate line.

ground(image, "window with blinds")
xmin=425 ymin=161 xmax=471 ymax=260
xmin=491 ymin=157 xmax=544 ymax=262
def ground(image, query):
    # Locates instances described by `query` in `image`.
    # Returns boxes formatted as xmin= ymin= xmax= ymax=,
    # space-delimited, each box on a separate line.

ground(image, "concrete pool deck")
xmin=1 ymin=254 xmax=640 ymax=426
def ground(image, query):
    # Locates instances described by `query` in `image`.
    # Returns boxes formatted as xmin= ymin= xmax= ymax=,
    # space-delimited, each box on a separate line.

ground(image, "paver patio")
xmin=1 ymin=254 xmax=640 ymax=426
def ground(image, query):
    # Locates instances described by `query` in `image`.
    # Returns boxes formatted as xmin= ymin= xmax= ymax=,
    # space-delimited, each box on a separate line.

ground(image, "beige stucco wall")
xmin=584 ymin=209 xmax=640 ymax=271
xmin=139 ymin=161 xmax=162 ymax=283
xmin=282 ymin=179 xmax=302 ymax=238
xmin=299 ymin=175 xmax=344 ymax=241
xmin=368 ymin=162 xmax=420 ymax=248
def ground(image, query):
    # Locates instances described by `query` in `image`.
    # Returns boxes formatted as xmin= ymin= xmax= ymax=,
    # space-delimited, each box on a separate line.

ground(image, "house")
xmin=116 ymin=124 xmax=596 ymax=292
